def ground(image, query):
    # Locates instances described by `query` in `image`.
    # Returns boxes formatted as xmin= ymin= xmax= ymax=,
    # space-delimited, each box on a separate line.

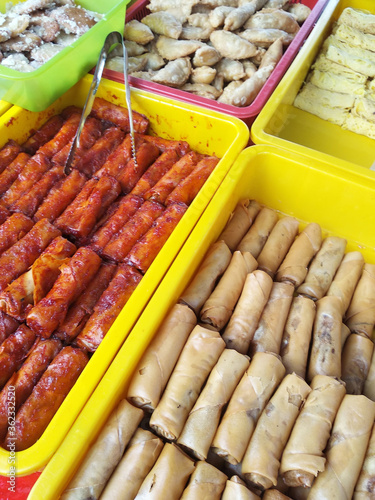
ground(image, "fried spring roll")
xmin=0 ymin=218 xmax=61 ymax=293
xmin=257 ymin=216 xmax=300 ymax=278
xmin=221 ymin=476 xmax=261 ymax=500
xmin=341 ymin=332 xmax=374 ymax=395
xmin=0 ymin=152 xmax=30 ymax=196
xmin=126 ymin=202 xmax=187 ymax=273
xmin=0 ymin=324 xmax=36 ymax=389
xmin=354 ymin=423 xmax=375 ymax=498
xmin=341 ymin=322 xmax=351 ymax=348
xmin=219 ymin=199 xmax=261 ymax=252
xmin=307 ymin=394 xmax=375 ymax=500
xmin=102 ymin=200 xmax=164 ymax=263
xmin=73 ymin=126 xmax=125 ymax=177
xmin=1 ymin=153 xmax=51 ymax=209
xmin=165 ymin=155 xmax=220 ymax=206
xmin=200 ymin=250 xmax=257 ymax=330
xmin=250 ymin=281 xmax=294 ymax=356
xmin=100 ymin=428 xmax=164 ymax=500
xmin=33 ymin=169 xmax=87 ymax=223
xmin=149 ymin=325 xmax=225 ymax=441
xmin=131 ymin=148 xmax=180 ymax=197
xmin=61 ymin=399 xmax=144 ymax=500
xmin=36 ymin=112 xmax=81 ymax=158
xmin=180 ymin=461 xmax=227 ymax=500
xmin=280 ymin=296 xmax=316 ymax=378
xmin=26 ymin=247 xmax=101 ymax=338
xmin=75 ymin=264 xmax=142 ymax=352
xmin=236 ymin=206 xmax=279 ymax=258
xmin=345 ymin=263 xmax=375 ymax=338
xmin=21 ymin=114 xmax=64 ymax=155
xmin=211 ymin=351 xmax=286 ymax=465
xmin=327 ymin=251 xmax=365 ymax=317
xmin=0 ymin=140 xmax=22 ymax=174
xmin=144 ymin=151 xmax=203 ymax=204
xmin=262 ymin=491 xmax=292 ymax=500
xmin=241 ymin=373 xmax=311 ymax=491
xmin=0 ymin=311 xmax=19 ymax=344
xmin=140 ymin=134 xmax=190 ymax=156
xmin=88 ymin=194 xmax=144 ymax=255
xmin=177 ymin=349 xmax=249 ymax=460
xmin=297 ymin=236 xmax=347 ymax=300
xmin=179 ymin=239 xmax=232 ymax=316
xmin=0 ymin=212 xmax=34 ymax=257
xmin=0 ymin=205 xmax=8 ymax=225
xmin=10 ymin=165 xmax=65 ymax=218
xmin=127 ymin=303 xmax=197 ymax=412
xmin=117 ymin=141 xmax=161 ymax=193
xmin=55 ymin=262 xmax=117 ymax=344
xmin=0 ymin=236 xmax=76 ymax=321
xmin=275 ymin=223 xmax=322 ymax=287
xmin=222 ymin=270 xmax=273 ymax=354
xmin=307 ymin=295 xmax=342 ymax=382
xmin=0 ymin=338 xmax=62 ymax=441
xmin=55 ymin=176 xmax=122 ymax=243
xmin=135 ymin=443 xmax=195 ymax=500
xmin=280 ymin=375 xmax=346 ymax=488
xmin=90 ymin=97 xmax=149 ymax=133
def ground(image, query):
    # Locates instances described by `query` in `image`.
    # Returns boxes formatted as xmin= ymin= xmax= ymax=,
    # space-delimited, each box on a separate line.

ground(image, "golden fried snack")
xmin=219 ymin=199 xmax=261 ymax=251
xmin=236 ymin=206 xmax=278 ymax=257
xmin=354 ymin=423 xmax=375 ymax=498
xmin=221 ymin=476 xmax=261 ymax=500
xmin=180 ymin=461 xmax=227 ymax=500
xmin=341 ymin=332 xmax=374 ymax=395
xmin=345 ymin=263 xmax=375 ymax=338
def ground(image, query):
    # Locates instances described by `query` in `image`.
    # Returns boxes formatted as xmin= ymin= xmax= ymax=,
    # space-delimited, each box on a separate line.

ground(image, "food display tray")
xmin=251 ymin=0 xmax=375 ymax=174
xmin=28 ymin=143 xmax=375 ymax=499
xmin=101 ymin=0 xmax=329 ymax=128
xmin=0 ymin=73 xmax=249 ymax=476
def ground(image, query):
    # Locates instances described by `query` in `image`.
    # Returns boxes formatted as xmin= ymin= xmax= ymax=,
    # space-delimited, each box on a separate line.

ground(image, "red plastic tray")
xmin=103 ymin=0 xmax=329 ymax=127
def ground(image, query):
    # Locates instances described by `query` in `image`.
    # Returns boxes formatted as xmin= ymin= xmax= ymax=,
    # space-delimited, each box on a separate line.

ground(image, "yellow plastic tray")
xmin=29 ymin=143 xmax=375 ymax=499
xmin=251 ymin=0 xmax=375 ymax=176
xmin=0 ymin=73 xmax=249 ymax=476
xmin=0 ymin=100 xmax=11 ymax=116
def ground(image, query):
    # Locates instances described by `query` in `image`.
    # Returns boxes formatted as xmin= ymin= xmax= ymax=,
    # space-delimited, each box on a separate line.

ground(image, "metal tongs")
xmin=64 ymin=31 xmax=137 ymax=175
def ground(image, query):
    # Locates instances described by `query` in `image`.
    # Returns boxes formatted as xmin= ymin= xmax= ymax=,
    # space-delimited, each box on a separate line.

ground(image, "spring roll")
xmin=297 ymin=236 xmax=347 ymax=300
xmin=180 ymin=460 xmax=227 ymax=500
xmin=236 ymin=206 xmax=278 ymax=258
xmin=242 ymin=373 xmax=311 ymax=491
xmin=0 ymin=236 xmax=76 ymax=321
xmin=221 ymin=476 xmax=261 ymax=500
xmin=21 ymin=114 xmax=64 ymax=155
xmin=200 ymin=250 xmax=257 ymax=330
xmin=341 ymin=332 xmax=374 ymax=395
xmin=217 ymin=199 xmax=261 ymax=252
xmin=280 ymin=375 xmax=346 ymax=488
xmin=257 ymin=216 xmax=300 ymax=278
xmin=0 ymin=324 xmax=36 ymax=389
xmin=90 ymin=97 xmax=149 ymax=133
xmin=307 ymin=394 xmax=375 ymax=500
xmin=222 ymin=270 xmax=273 ymax=354
xmin=0 ymin=218 xmax=61 ymax=293
xmin=179 ymin=239 xmax=232 ymax=316
xmin=0 ymin=152 xmax=30 ymax=196
xmin=280 ymin=296 xmax=316 ymax=378
xmin=354 ymin=423 xmax=375 ymax=498
xmin=0 ymin=212 xmax=34 ymax=257
xmin=36 ymin=112 xmax=81 ymax=158
xmin=61 ymin=399 xmax=144 ymax=500
xmin=100 ymin=428 xmax=164 ymax=500
xmin=26 ymin=247 xmax=102 ymax=338
xmin=0 ymin=338 xmax=61 ymax=441
xmin=341 ymin=322 xmax=351 ymax=348
xmin=0 ymin=311 xmax=19 ymax=344
xmin=75 ymin=264 xmax=142 ymax=352
xmin=345 ymin=263 xmax=375 ymax=338
xmin=275 ymin=223 xmax=322 ymax=287
xmin=135 ymin=442 xmax=195 ymax=499
xmin=125 ymin=202 xmax=187 ymax=273
xmin=139 ymin=134 xmax=190 ymax=156
xmin=177 ymin=349 xmax=249 ymax=460
xmin=327 ymin=251 xmax=365 ymax=317
xmin=0 ymin=140 xmax=22 ymax=173
xmin=0 ymin=205 xmax=8 ymax=225
xmin=263 ymin=491 xmax=292 ymax=500
xmin=211 ymin=351 xmax=286 ymax=465
xmin=102 ymin=200 xmax=164 ymax=263
xmin=127 ymin=303 xmax=197 ymax=412
xmin=250 ymin=281 xmax=294 ymax=356
xmin=149 ymin=325 xmax=225 ymax=441
xmin=307 ymin=295 xmax=343 ymax=382
xmin=33 ymin=169 xmax=87 ymax=223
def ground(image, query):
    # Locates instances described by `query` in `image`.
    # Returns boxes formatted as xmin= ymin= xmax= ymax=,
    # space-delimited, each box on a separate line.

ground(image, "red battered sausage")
xmin=0 ymin=213 xmax=34 ymax=257
xmin=36 ymin=112 xmax=81 ymax=159
xmin=116 ymin=141 xmax=160 ymax=193
xmin=76 ymin=264 xmax=142 ymax=352
xmin=0 ymin=140 xmax=22 ymax=174
xmin=0 ymin=311 xmax=19 ymax=344
xmin=0 ymin=152 xmax=30 ymax=197
xmin=26 ymin=247 xmax=102 ymax=338
xmin=0 ymin=205 xmax=8 ymax=225
xmin=4 ymin=346 xmax=88 ymax=451
xmin=21 ymin=115 xmax=65 ymax=155
xmin=90 ymin=97 xmax=149 ymax=133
